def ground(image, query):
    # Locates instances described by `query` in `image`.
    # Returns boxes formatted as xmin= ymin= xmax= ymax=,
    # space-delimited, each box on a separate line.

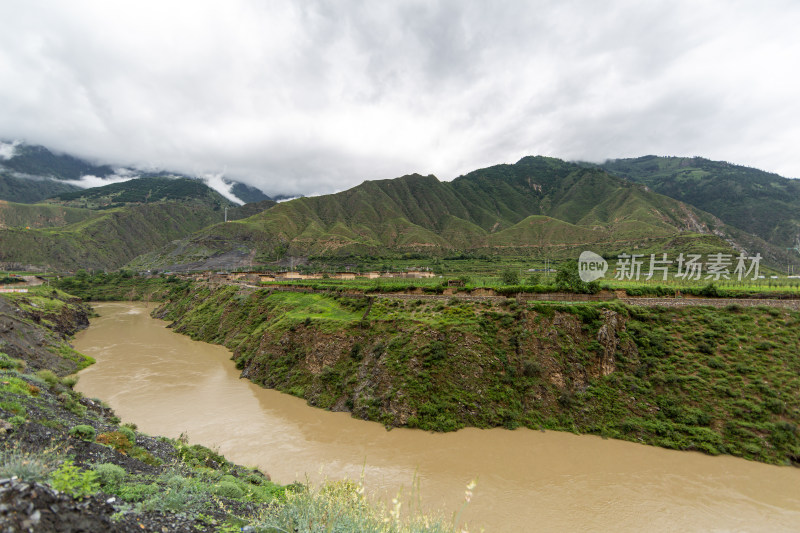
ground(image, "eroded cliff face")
xmin=157 ymin=286 xmax=637 ymax=431
xmin=151 ymin=285 xmax=800 ymax=464
xmin=0 ymin=292 xmax=92 ymax=375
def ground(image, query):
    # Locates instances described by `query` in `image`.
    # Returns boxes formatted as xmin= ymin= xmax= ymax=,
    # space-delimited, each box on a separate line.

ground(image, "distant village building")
xmin=404 ymin=270 xmax=436 ymax=279
xmin=276 ymin=271 xmax=304 ymax=280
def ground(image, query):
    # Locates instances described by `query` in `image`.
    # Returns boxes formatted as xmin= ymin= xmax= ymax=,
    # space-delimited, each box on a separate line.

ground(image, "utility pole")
xmin=224 ymin=207 xmax=228 ymax=223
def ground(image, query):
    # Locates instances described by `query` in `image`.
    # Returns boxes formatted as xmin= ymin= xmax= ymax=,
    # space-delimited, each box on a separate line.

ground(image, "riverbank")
xmin=0 ymin=288 xmax=456 ymax=531
xmin=156 ymin=283 xmax=800 ymax=466
xmin=73 ymin=301 xmax=800 ymax=532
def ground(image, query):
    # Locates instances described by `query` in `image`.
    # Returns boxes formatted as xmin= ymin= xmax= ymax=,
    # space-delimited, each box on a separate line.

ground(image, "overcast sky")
xmin=1 ymin=1 xmax=799 ymax=196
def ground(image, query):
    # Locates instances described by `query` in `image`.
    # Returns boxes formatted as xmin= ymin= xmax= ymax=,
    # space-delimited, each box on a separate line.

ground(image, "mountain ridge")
xmin=132 ymin=156 xmax=795 ymax=271
xmin=0 ymin=141 xmax=272 ymax=204
xmin=590 ymin=156 xmax=800 ymax=251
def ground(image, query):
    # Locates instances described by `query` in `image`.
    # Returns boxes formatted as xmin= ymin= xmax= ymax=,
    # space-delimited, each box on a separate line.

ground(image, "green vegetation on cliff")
xmin=157 ymin=285 xmax=800 ymax=465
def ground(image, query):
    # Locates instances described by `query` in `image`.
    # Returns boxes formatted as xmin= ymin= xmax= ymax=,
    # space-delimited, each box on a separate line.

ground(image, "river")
xmin=74 ymin=302 xmax=800 ymax=532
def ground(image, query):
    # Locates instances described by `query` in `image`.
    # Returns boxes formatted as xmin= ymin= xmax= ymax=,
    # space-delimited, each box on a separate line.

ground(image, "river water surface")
xmin=74 ymin=302 xmax=800 ymax=532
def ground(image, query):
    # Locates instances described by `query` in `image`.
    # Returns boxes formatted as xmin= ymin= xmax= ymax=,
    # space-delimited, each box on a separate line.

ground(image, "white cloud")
xmin=201 ymin=173 xmax=245 ymax=205
xmin=0 ymin=0 xmax=799 ymax=197
xmin=0 ymin=140 xmax=20 ymax=160
xmin=62 ymin=172 xmax=136 ymax=189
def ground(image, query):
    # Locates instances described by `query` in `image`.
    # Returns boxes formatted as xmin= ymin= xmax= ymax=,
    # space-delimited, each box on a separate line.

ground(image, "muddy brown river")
xmin=74 ymin=302 xmax=800 ymax=532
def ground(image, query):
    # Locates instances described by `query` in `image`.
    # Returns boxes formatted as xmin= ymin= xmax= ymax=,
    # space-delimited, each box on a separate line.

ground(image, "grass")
xmin=254 ymin=478 xmax=459 ymax=533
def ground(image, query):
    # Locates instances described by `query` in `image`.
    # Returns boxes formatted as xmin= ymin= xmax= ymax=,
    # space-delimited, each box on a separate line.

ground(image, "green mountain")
xmin=47 ymin=176 xmax=236 ymax=210
xmin=0 ymin=172 xmax=81 ymax=203
xmin=1 ymin=143 xmax=115 ymax=180
xmin=0 ymin=142 xmax=273 ymax=205
xmin=0 ymin=178 xmax=240 ymax=270
xmin=0 ymin=203 xmax=229 ymax=271
xmin=133 ymin=156 xmax=788 ymax=271
xmin=592 ymin=156 xmax=800 ymax=251
xmin=230 ymin=182 xmax=272 ymax=204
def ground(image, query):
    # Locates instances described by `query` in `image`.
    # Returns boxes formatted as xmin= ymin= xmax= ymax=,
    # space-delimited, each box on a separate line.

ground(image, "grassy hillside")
xmin=0 ymin=177 xmax=246 ymax=270
xmin=0 ymin=201 xmax=100 ymax=229
xmin=135 ymin=156 xmax=758 ymax=271
xmin=226 ymin=199 xmax=278 ymax=220
xmin=594 ymin=156 xmax=800 ymax=251
xmin=156 ymin=284 xmax=800 ymax=465
xmin=0 ymin=202 xmax=227 ymax=270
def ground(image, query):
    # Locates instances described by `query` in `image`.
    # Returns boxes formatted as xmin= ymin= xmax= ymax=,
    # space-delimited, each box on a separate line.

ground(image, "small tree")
xmin=500 ymin=268 xmax=520 ymax=285
xmin=555 ymin=260 xmax=599 ymax=293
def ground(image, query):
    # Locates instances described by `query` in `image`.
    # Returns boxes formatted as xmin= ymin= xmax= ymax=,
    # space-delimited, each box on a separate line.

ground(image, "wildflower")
xmin=464 ymin=479 xmax=477 ymax=503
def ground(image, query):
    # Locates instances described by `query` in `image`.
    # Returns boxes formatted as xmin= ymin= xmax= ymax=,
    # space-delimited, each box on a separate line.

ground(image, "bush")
xmin=97 ymin=431 xmax=133 ymax=454
xmin=0 ymin=353 xmax=25 ymax=371
xmin=118 ymin=426 xmax=136 ymax=444
xmin=213 ymin=480 xmax=245 ymax=500
xmin=36 ymin=369 xmax=60 ymax=388
xmin=117 ymin=482 xmax=159 ymax=502
xmin=500 ymin=268 xmax=520 ymax=285
xmin=69 ymin=424 xmax=96 ymax=442
xmin=50 ymin=460 xmax=99 ymax=498
xmin=522 ymin=360 xmax=541 ymax=377
xmin=61 ymin=375 xmax=79 ymax=389
xmin=92 ymin=463 xmax=126 ymax=490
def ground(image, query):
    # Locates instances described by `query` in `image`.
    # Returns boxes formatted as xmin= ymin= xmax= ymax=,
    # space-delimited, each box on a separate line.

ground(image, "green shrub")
xmin=36 ymin=369 xmax=60 ymax=388
xmin=246 ymin=472 xmax=266 ymax=485
xmin=91 ymin=463 xmax=126 ymax=491
xmin=0 ymin=353 xmax=25 ymax=371
xmin=118 ymin=426 xmax=136 ymax=444
xmin=0 ymin=401 xmax=25 ymax=416
xmin=522 ymin=360 xmax=541 ymax=377
xmin=213 ymin=480 xmax=245 ymax=500
xmin=129 ymin=446 xmax=161 ymax=466
xmin=61 ymin=375 xmax=79 ymax=389
xmin=117 ymin=482 xmax=159 ymax=502
xmin=9 ymin=415 xmax=26 ymax=426
xmin=50 ymin=460 xmax=100 ymax=498
xmin=176 ymin=443 xmax=229 ymax=469
xmin=69 ymin=424 xmax=96 ymax=442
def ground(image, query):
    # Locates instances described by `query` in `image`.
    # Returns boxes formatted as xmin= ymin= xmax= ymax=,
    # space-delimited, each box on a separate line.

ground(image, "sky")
xmin=1 ymin=0 xmax=799 ymax=197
